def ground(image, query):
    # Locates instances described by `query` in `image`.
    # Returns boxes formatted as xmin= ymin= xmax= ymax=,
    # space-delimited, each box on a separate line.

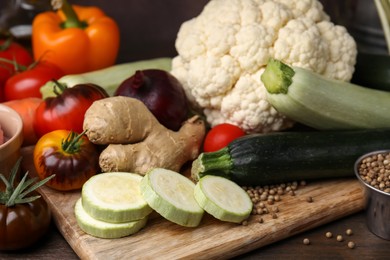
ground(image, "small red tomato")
xmin=34 ymin=83 xmax=108 ymax=138
xmin=3 ymin=97 xmax=43 ymax=146
xmin=33 ymin=130 xmax=100 ymax=191
xmin=4 ymin=61 xmax=64 ymax=101
xmin=0 ymin=38 xmax=33 ymax=101
xmin=203 ymin=123 xmax=246 ymax=152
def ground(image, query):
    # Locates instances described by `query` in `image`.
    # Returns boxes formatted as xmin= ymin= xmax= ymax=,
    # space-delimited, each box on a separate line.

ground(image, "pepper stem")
xmin=52 ymin=0 xmax=87 ymax=29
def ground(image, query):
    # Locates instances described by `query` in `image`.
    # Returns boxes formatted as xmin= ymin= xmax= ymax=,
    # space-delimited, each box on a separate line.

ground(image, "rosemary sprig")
xmin=0 ymin=158 xmax=55 ymax=207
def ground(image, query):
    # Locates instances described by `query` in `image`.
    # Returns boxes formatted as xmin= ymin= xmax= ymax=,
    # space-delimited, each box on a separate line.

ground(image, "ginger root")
xmin=83 ymin=96 xmax=206 ymax=175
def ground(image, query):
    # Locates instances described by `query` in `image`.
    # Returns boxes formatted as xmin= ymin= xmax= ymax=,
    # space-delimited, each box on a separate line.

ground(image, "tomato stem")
xmin=0 ymin=57 xmax=27 ymax=72
xmin=62 ymin=130 xmax=87 ymax=154
xmin=52 ymin=79 xmax=68 ymax=96
xmin=0 ymin=37 xmax=12 ymax=51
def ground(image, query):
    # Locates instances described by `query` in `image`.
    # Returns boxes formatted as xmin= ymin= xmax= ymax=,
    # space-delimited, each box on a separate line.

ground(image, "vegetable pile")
xmin=3 ymin=0 xmax=390 ymax=246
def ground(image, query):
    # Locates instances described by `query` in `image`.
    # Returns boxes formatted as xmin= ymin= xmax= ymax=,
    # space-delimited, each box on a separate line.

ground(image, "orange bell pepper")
xmin=32 ymin=0 xmax=120 ymax=75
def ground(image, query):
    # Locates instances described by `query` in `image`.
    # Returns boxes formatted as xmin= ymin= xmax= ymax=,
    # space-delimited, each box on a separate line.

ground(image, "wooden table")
xmin=0 ymin=211 xmax=389 ymax=259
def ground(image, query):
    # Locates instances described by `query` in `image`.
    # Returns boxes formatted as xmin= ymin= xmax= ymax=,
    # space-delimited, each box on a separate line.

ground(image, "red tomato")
xmin=2 ymin=98 xmax=43 ymax=146
xmin=0 ymin=38 xmax=33 ymax=101
xmin=34 ymin=83 xmax=109 ymax=138
xmin=4 ymin=61 xmax=64 ymax=101
xmin=203 ymin=123 xmax=246 ymax=152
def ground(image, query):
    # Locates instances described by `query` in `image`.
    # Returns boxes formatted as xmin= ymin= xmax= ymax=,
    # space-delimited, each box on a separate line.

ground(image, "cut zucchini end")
xmin=81 ymin=172 xmax=153 ymax=223
xmin=141 ymin=168 xmax=204 ymax=227
xmin=261 ymin=58 xmax=295 ymax=94
xmin=191 ymin=149 xmax=233 ymax=182
xmin=75 ymin=199 xmax=148 ymax=239
xmin=190 ymin=157 xmax=203 ymax=182
xmin=194 ymin=175 xmax=253 ymax=223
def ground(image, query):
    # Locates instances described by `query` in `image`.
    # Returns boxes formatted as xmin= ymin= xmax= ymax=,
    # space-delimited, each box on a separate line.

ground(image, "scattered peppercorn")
xmin=306 ymin=196 xmax=313 ymax=203
xmin=303 ymin=238 xmax=310 ymax=245
xmin=347 ymin=241 xmax=355 ymax=249
xmin=336 ymin=235 xmax=343 ymax=242
xmin=358 ymin=152 xmax=390 ymax=193
xmin=346 ymin=229 xmax=353 ymax=236
xmin=241 ymin=220 xmax=248 ymax=226
xmin=325 ymin=231 xmax=333 ymax=238
xmin=242 ymin=181 xmax=306 ymax=217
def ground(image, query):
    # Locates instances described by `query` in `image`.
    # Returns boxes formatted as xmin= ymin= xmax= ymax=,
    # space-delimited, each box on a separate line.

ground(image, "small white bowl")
xmin=0 ymin=104 xmax=23 ymax=178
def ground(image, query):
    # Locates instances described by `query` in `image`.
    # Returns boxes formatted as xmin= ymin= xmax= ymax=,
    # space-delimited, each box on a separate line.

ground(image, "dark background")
xmin=0 ymin=0 xmax=210 ymax=63
xmin=0 ymin=0 xmax=386 ymax=64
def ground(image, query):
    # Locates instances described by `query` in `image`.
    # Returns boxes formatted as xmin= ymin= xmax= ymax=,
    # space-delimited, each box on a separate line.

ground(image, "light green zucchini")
xmin=260 ymin=58 xmax=390 ymax=130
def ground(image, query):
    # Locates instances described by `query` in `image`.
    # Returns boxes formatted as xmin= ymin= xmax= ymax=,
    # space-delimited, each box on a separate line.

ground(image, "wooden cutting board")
xmin=22 ymin=147 xmax=364 ymax=260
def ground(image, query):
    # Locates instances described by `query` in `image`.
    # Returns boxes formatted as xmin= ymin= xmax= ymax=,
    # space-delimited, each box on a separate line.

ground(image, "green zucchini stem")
xmin=191 ymin=148 xmax=233 ymax=182
xmin=261 ymin=58 xmax=295 ymax=94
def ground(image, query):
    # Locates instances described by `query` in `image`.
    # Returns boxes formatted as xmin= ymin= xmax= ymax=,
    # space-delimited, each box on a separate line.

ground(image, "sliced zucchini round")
xmin=194 ymin=175 xmax=252 ymax=223
xmin=75 ymin=199 xmax=148 ymax=239
xmin=81 ymin=172 xmax=153 ymax=223
xmin=140 ymin=168 xmax=204 ymax=227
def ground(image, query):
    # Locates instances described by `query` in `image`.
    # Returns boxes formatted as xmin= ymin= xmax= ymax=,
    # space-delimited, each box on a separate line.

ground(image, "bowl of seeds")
xmin=354 ymin=150 xmax=390 ymax=240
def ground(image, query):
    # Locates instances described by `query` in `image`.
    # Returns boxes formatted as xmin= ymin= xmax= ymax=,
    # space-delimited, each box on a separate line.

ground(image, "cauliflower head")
xmin=171 ymin=0 xmax=357 ymax=133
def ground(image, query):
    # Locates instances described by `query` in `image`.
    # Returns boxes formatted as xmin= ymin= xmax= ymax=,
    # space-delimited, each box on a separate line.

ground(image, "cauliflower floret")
xmin=171 ymin=0 xmax=357 ymax=133
xmin=207 ymin=70 xmax=295 ymax=133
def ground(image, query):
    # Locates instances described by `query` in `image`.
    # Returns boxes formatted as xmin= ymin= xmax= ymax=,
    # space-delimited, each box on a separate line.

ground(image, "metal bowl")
xmin=354 ymin=150 xmax=390 ymax=240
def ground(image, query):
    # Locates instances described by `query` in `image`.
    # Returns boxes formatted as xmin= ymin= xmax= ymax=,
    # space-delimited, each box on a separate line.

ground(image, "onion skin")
xmin=114 ymin=69 xmax=189 ymax=131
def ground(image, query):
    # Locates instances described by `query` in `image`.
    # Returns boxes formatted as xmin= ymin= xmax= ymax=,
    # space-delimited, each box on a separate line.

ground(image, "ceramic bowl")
xmin=354 ymin=150 xmax=390 ymax=240
xmin=0 ymin=104 xmax=23 ymax=178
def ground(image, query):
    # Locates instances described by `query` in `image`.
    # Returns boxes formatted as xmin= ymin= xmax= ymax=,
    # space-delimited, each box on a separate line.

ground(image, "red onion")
xmin=114 ymin=69 xmax=189 ymax=131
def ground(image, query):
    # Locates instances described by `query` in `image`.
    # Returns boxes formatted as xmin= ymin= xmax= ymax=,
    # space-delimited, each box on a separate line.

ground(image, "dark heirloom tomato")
xmin=0 ymin=193 xmax=51 ymax=251
xmin=34 ymin=83 xmax=108 ymax=138
xmin=0 ymin=158 xmax=53 ymax=251
xmin=33 ymin=130 xmax=100 ymax=191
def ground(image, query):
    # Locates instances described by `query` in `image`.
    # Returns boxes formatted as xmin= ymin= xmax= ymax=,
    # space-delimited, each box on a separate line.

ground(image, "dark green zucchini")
xmin=191 ymin=129 xmax=390 ymax=186
xmin=351 ymin=52 xmax=390 ymax=91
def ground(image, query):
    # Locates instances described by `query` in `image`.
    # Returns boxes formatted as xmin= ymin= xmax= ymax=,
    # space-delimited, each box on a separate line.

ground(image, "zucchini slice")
xmin=140 ymin=168 xmax=204 ymax=227
xmin=81 ymin=172 xmax=153 ymax=223
xmin=75 ymin=199 xmax=148 ymax=239
xmin=194 ymin=175 xmax=252 ymax=223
